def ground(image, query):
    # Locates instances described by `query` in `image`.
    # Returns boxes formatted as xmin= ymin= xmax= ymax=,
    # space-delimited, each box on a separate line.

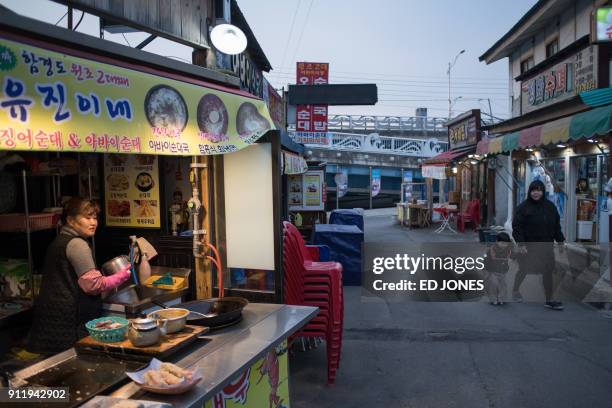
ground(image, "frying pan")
xmin=179 ymin=297 xmax=248 ymax=328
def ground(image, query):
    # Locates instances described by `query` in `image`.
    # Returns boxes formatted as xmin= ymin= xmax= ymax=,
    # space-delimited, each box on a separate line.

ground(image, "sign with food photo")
xmin=0 ymin=35 xmax=275 ymax=156
xmin=104 ymin=154 xmax=160 ymax=228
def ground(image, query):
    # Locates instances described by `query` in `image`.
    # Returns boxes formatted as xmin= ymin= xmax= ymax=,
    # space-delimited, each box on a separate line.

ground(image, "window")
xmin=546 ymin=39 xmax=559 ymax=58
xmin=521 ymin=56 xmax=535 ymax=74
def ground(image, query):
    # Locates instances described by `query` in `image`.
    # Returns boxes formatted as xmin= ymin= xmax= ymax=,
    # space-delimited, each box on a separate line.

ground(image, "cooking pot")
xmin=147 ymin=308 xmax=189 ymax=334
xmin=128 ymin=317 xmax=167 ymax=347
xmin=180 ymin=297 xmax=248 ymax=328
xmin=101 ymin=255 xmax=130 ymax=276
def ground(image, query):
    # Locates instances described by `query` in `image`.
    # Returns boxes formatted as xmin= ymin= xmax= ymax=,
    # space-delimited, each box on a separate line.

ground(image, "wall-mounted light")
xmin=470 ymin=160 xmax=478 ymax=165
xmin=336 ymin=152 xmax=342 ymax=158
xmin=452 ymin=167 xmax=458 ymax=174
xmin=526 ymin=148 xmax=534 ymax=152
xmin=556 ymin=143 xmax=567 ymax=148
xmin=210 ymin=24 xmax=247 ymax=55
xmin=588 ymin=139 xmax=596 ymax=143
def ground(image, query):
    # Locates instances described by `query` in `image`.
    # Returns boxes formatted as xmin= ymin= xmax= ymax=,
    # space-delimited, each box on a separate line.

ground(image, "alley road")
xmin=290 ymin=209 xmax=612 ymax=408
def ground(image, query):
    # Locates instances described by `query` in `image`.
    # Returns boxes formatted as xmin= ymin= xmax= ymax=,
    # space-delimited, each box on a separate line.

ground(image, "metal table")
xmin=11 ymin=303 xmax=317 ymax=407
xmin=110 ymin=303 xmax=317 ymax=407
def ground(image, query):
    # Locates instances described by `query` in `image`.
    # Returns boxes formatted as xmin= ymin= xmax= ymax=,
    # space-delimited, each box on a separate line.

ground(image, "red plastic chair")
xmin=456 ymin=199 xmax=480 ymax=232
xmin=283 ymin=221 xmax=344 ymax=384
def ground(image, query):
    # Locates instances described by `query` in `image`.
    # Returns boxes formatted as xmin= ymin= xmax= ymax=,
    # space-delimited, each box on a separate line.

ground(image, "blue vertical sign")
xmin=372 ymin=168 xmax=381 ymax=197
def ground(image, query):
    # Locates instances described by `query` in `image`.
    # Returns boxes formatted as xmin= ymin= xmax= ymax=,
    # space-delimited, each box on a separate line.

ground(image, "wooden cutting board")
xmin=76 ymin=325 xmax=209 ymax=359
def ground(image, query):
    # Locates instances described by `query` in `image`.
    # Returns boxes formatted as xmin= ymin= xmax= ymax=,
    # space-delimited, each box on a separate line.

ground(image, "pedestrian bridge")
xmin=289 ymin=114 xmax=449 ymax=158
xmin=289 ymin=130 xmax=448 ymax=158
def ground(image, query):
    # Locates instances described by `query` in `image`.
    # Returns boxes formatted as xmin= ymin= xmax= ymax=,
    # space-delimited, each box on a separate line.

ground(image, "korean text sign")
xmin=0 ymin=35 xmax=275 ymax=155
xmin=296 ymin=62 xmax=328 ymax=134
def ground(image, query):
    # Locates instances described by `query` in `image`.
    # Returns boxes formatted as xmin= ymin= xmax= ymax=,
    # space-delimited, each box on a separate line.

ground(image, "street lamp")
xmin=450 ymin=96 xmax=462 ymax=116
xmin=210 ymin=24 xmax=247 ymax=55
xmin=447 ymin=49 xmax=465 ymax=119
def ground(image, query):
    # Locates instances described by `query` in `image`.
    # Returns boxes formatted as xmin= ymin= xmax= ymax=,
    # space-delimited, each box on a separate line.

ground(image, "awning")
xmin=0 ymin=32 xmax=275 ymax=156
xmin=421 ymin=165 xmax=448 ymax=180
xmin=422 ymin=146 xmax=475 ymax=180
xmin=476 ymin=104 xmax=612 ymax=155
xmin=422 ymin=145 xmax=475 ymax=165
xmin=282 ymin=151 xmax=308 ymax=175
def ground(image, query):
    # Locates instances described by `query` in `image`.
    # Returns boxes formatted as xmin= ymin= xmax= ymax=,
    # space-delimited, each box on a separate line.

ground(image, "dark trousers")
xmin=515 ymin=245 xmax=556 ymax=302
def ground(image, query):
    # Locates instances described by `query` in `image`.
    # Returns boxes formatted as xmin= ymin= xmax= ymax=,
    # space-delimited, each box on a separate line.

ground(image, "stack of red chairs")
xmin=282 ymin=221 xmax=344 ymax=384
xmin=457 ymin=199 xmax=480 ymax=232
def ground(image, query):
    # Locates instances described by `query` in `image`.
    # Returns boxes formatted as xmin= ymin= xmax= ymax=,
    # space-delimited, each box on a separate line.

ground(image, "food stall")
xmin=0 ymin=8 xmax=316 ymax=407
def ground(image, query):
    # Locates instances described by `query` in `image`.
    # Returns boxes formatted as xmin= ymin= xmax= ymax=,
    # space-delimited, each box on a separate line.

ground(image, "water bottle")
xmin=138 ymin=253 xmax=152 ymax=285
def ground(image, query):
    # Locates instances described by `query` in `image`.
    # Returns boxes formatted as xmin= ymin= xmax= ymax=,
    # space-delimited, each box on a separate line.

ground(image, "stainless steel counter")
xmin=110 ymin=303 xmax=317 ymax=407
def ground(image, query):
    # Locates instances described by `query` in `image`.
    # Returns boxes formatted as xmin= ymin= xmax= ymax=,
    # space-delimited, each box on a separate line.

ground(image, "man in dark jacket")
xmin=512 ymin=180 xmax=565 ymax=310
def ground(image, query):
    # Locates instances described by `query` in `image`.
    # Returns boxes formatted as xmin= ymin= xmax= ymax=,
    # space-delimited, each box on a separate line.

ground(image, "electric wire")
xmin=279 ymin=0 xmax=301 ymax=72
xmin=289 ymin=0 xmax=314 ymax=67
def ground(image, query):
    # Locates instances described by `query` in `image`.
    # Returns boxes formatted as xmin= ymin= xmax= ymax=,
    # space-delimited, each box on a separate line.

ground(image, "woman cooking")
xmin=27 ymin=197 xmax=132 ymax=353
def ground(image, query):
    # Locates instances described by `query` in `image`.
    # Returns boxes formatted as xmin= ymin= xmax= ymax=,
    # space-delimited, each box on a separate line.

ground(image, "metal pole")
xmin=448 ymin=62 xmax=451 ymax=119
xmin=67 ymin=5 xmax=73 ymax=30
xmin=369 ymin=166 xmax=373 ymax=210
xmin=22 ymin=170 xmax=34 ymax=299
xmin=336 ymin=166 xmax=340 ymax=210
xmin=487 ymin=98 xmax=493 ymax=119
xmin=88 ymin=167 xmax=96 ymax=263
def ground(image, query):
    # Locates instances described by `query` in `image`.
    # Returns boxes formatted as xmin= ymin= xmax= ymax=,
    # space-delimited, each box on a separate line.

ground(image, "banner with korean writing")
xmin=296 ymin=62 xmax=328 ymax=133
xmin=0 ymin=35 xmax=275 ymax=155
xmin=104 ymin=154 xmax=160 ymax=228
xmin=371 ymin=168 xmax=381 ymax=197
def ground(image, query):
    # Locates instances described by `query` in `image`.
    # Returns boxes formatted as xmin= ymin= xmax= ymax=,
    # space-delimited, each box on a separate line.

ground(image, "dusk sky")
xmin=0 ymin=0 xmax=539 ymax=119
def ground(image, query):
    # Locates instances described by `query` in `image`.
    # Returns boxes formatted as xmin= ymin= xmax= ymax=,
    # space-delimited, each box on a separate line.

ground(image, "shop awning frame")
xmin=422 ymin=145 xmax=475 ymax=165
xmin=476 ymin=104 xmax=612 ymax=155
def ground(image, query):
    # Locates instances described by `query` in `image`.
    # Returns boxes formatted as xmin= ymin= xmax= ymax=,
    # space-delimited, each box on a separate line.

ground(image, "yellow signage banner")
xmin=104 ymin=154 xmax=161 ymax=228
xmin=204 ymin=341 xmax=290 ymax=408
xmin=0 ymin=36 xmax=275 ymax=156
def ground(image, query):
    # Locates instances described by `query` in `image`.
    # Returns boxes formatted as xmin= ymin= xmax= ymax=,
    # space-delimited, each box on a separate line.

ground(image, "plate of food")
xmin=197 ymin=94 xmax=229 ymax=141
xmin=135 ymin=172 xmax=155 ymax=192
xmin=236 ymin=102 xmax=271 ymax=138
xmin=127 ymin=359 xmax=202 ymax=395
xmin=107 ymin=174 xmax=129 ymax=191
xmin=144 ymin=85 xmax=188 ymax=131
xmin=108 ymin=200 xmax=130 ymax=217
xmin=134 ymin=200 xmax=157 ymax=218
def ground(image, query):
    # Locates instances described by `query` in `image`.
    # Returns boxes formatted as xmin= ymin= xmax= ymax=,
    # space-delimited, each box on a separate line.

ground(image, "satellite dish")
xmin=210 ymin=24 xmax=247 ymax=55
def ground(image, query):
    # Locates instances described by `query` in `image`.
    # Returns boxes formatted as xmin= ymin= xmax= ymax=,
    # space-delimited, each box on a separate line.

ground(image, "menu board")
xmin=104 ymin=154 xmax=160 ymax=228
xmin=288 ymin=170 xmax=325 ymax=211
xmin=288 ymin=175 xmax=303 ymax=206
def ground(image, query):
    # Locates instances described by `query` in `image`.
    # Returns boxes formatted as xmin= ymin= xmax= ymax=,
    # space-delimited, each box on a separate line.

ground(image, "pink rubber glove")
xmin=78 ymin=264 xmax=132 ymax=295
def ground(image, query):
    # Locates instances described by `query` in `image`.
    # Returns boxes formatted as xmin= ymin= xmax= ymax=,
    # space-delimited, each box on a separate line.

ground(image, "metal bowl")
xmin=101 ymin=255 xmax=130 ymax=276
xmin=147 ymin=308 xmax=189 ymax=334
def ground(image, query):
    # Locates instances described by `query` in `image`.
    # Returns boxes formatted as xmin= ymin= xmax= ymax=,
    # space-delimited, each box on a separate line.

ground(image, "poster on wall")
xmin=288 ymin=175 xmax=302 ymax=206
xmin=288 ymin=170 xmax=325 ymax=211
xmin=304 ymin=173 xmax=322 ymax=206
xmin=104 ymin=154 xmax=160 ymax=228
xmin=371 ymin=168 xmax=381 ymax=197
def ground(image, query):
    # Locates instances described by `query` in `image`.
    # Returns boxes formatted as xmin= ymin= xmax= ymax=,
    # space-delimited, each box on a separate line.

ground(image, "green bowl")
xmin=85 ymin=316 xmax=129 ymax=343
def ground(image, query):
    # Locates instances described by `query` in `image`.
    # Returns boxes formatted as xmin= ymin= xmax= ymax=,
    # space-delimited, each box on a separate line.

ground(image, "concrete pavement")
xmin=289 ymin=208 xmax=612 ymax=408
